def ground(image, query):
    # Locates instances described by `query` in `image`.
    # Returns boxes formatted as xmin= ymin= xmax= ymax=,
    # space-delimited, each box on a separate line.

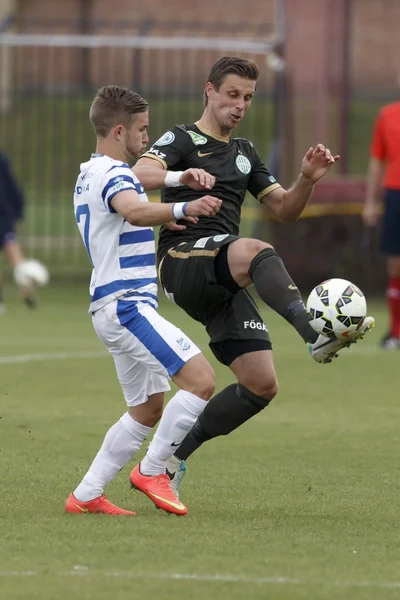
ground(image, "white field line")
xmin=0 ymin=343 xmax=383 ymax=367
xmin=0 ymin=569 xmax=399 ymax=589
xmin=0 ymin=350 xmax=108 ymax=365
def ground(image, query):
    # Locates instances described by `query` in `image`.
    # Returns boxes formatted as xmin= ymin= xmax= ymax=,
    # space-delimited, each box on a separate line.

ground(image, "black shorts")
xmin=159 ymin=234 xmax=271 ymax=365
xmin=380 ymin=189 xmax=400 ymax=256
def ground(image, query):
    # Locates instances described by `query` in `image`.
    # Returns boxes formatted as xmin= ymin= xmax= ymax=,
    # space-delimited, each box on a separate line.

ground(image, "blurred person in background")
xmin=363 ymin=97 xmax=400 ymax=350
xmin=0 ymin=150 xmax=36 ymax=311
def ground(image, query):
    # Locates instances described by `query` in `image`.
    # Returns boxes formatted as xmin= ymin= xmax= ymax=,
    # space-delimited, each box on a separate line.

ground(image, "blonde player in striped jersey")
xmin=66 ymin=85 xmax=221 ymax=516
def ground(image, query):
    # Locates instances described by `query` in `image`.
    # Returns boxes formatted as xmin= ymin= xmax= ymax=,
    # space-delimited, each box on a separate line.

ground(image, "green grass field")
xmin=0 ymin=282 xmax=399 ymax=600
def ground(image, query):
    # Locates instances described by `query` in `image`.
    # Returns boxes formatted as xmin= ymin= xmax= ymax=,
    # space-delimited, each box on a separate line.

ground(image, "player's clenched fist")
xmin=186 ymin=195 xmax=222 ymax=217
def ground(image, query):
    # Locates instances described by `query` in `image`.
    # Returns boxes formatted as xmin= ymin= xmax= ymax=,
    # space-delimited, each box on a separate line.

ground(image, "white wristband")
xmin=172 ymin=202 xmax=188 ymax=220
xmin=165 ymin=171 xmax=184 ymax=187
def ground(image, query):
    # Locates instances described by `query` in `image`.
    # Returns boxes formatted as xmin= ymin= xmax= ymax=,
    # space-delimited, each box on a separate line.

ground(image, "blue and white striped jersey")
xmin=73 ymin=154 xmax=157 ymax=313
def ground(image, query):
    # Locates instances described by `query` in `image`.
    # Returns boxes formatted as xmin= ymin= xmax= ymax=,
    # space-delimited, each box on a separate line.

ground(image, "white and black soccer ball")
xmin=307 ymin=278 xmax=367 ymax=339
xmin=13 ymin=259 xmax=50 ymax=288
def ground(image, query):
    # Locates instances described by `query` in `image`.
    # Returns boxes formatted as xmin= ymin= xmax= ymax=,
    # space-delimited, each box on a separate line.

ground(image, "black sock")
xmin=174 ymin=383 xmax=270 ymax=461
xmin=249 ymin=247 xmax=318 ymax=343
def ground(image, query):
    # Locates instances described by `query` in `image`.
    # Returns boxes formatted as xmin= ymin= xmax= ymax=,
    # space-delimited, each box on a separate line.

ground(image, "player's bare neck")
xmin=95 ymin=141 xmax=127 ymax=163
xmin=196 ymin=115 xmax=231 ymax=143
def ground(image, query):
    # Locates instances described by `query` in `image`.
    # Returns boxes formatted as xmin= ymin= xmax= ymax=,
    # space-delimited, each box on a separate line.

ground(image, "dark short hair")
xmin=89 ymin=85 xmax=148 ymax=137
xmin=204 ymin=56 xmax=259 ymax=105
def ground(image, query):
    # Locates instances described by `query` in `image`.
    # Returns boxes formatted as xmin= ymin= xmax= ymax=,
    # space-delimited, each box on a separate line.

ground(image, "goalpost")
xmin=0 ymin=0 xmax=14 ymax=112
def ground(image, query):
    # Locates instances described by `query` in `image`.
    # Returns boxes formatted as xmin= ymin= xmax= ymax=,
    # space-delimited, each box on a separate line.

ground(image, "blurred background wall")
xmin=0 ymin=0 xmax=397 ymax=291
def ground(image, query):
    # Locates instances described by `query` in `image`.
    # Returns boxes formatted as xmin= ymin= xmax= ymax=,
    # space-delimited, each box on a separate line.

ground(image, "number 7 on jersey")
xmin=75 ymin=204 xmax=93 ymax=264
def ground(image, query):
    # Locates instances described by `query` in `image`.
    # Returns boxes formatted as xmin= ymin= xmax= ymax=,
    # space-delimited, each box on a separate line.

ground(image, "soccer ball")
xmin=13 ymin=259 xmax=50 ymax=288
xmin=307 ymin=278 xmax=367 ymax=339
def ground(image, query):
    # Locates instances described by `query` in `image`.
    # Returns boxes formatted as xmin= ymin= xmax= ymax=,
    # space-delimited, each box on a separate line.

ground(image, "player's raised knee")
xmin=233 ymin=237 xmax=273 ymax=260
xmin=227 ymin=238 xmax=274 ymax=286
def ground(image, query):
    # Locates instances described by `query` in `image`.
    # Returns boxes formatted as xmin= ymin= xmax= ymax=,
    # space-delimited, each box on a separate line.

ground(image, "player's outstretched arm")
xmin=110 ymin=190 xmax=222 ymax=227
xmin=261 ymin=144 xmax=340 ymax=223
xmin=133 ymin=157 xmax=215 ymax=191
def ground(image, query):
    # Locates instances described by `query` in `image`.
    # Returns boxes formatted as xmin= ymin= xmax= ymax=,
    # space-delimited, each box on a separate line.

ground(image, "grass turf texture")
xmin=0 ymin=283 xmax=399 ymax=600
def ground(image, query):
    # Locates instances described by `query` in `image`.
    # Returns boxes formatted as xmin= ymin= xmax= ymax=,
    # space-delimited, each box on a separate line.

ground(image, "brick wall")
xmin=12 ymin=0 xmax=400 ymax=89
xmin=352 ymin=0 xmax=400 ymax=88
xmin=17 ymin=0 xmax=275 ymax=35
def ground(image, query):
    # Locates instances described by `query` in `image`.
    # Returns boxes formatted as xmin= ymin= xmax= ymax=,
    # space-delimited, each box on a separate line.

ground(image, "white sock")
xmin=140 ymin=390 xmax=208 ymax=476
xmin=74 ymin=412 xmax=152 ymax=502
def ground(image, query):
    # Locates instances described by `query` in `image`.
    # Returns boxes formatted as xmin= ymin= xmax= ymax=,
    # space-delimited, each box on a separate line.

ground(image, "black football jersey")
xmin=140 ymin=122 xmax=281 ymax=259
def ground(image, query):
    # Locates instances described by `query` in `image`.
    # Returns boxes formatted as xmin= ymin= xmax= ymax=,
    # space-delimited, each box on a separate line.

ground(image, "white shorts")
xmin=92 ymin=299 xmax=200 ymax=407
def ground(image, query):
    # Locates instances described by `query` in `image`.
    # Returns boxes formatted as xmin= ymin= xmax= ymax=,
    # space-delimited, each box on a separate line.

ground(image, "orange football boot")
xmin=65 ymin=493 xmax=136 ymax=515
xmin=130 ymin=464 xmax=187 ymax=515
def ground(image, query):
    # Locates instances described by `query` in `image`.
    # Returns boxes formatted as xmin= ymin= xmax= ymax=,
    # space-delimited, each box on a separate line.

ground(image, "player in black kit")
xmin=133 ymin=56 xmax=375 ymax=494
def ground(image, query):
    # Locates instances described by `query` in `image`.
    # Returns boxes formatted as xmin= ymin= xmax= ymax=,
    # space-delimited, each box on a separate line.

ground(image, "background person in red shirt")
xmin=363 ymin=101 xmax=400 ymax=349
